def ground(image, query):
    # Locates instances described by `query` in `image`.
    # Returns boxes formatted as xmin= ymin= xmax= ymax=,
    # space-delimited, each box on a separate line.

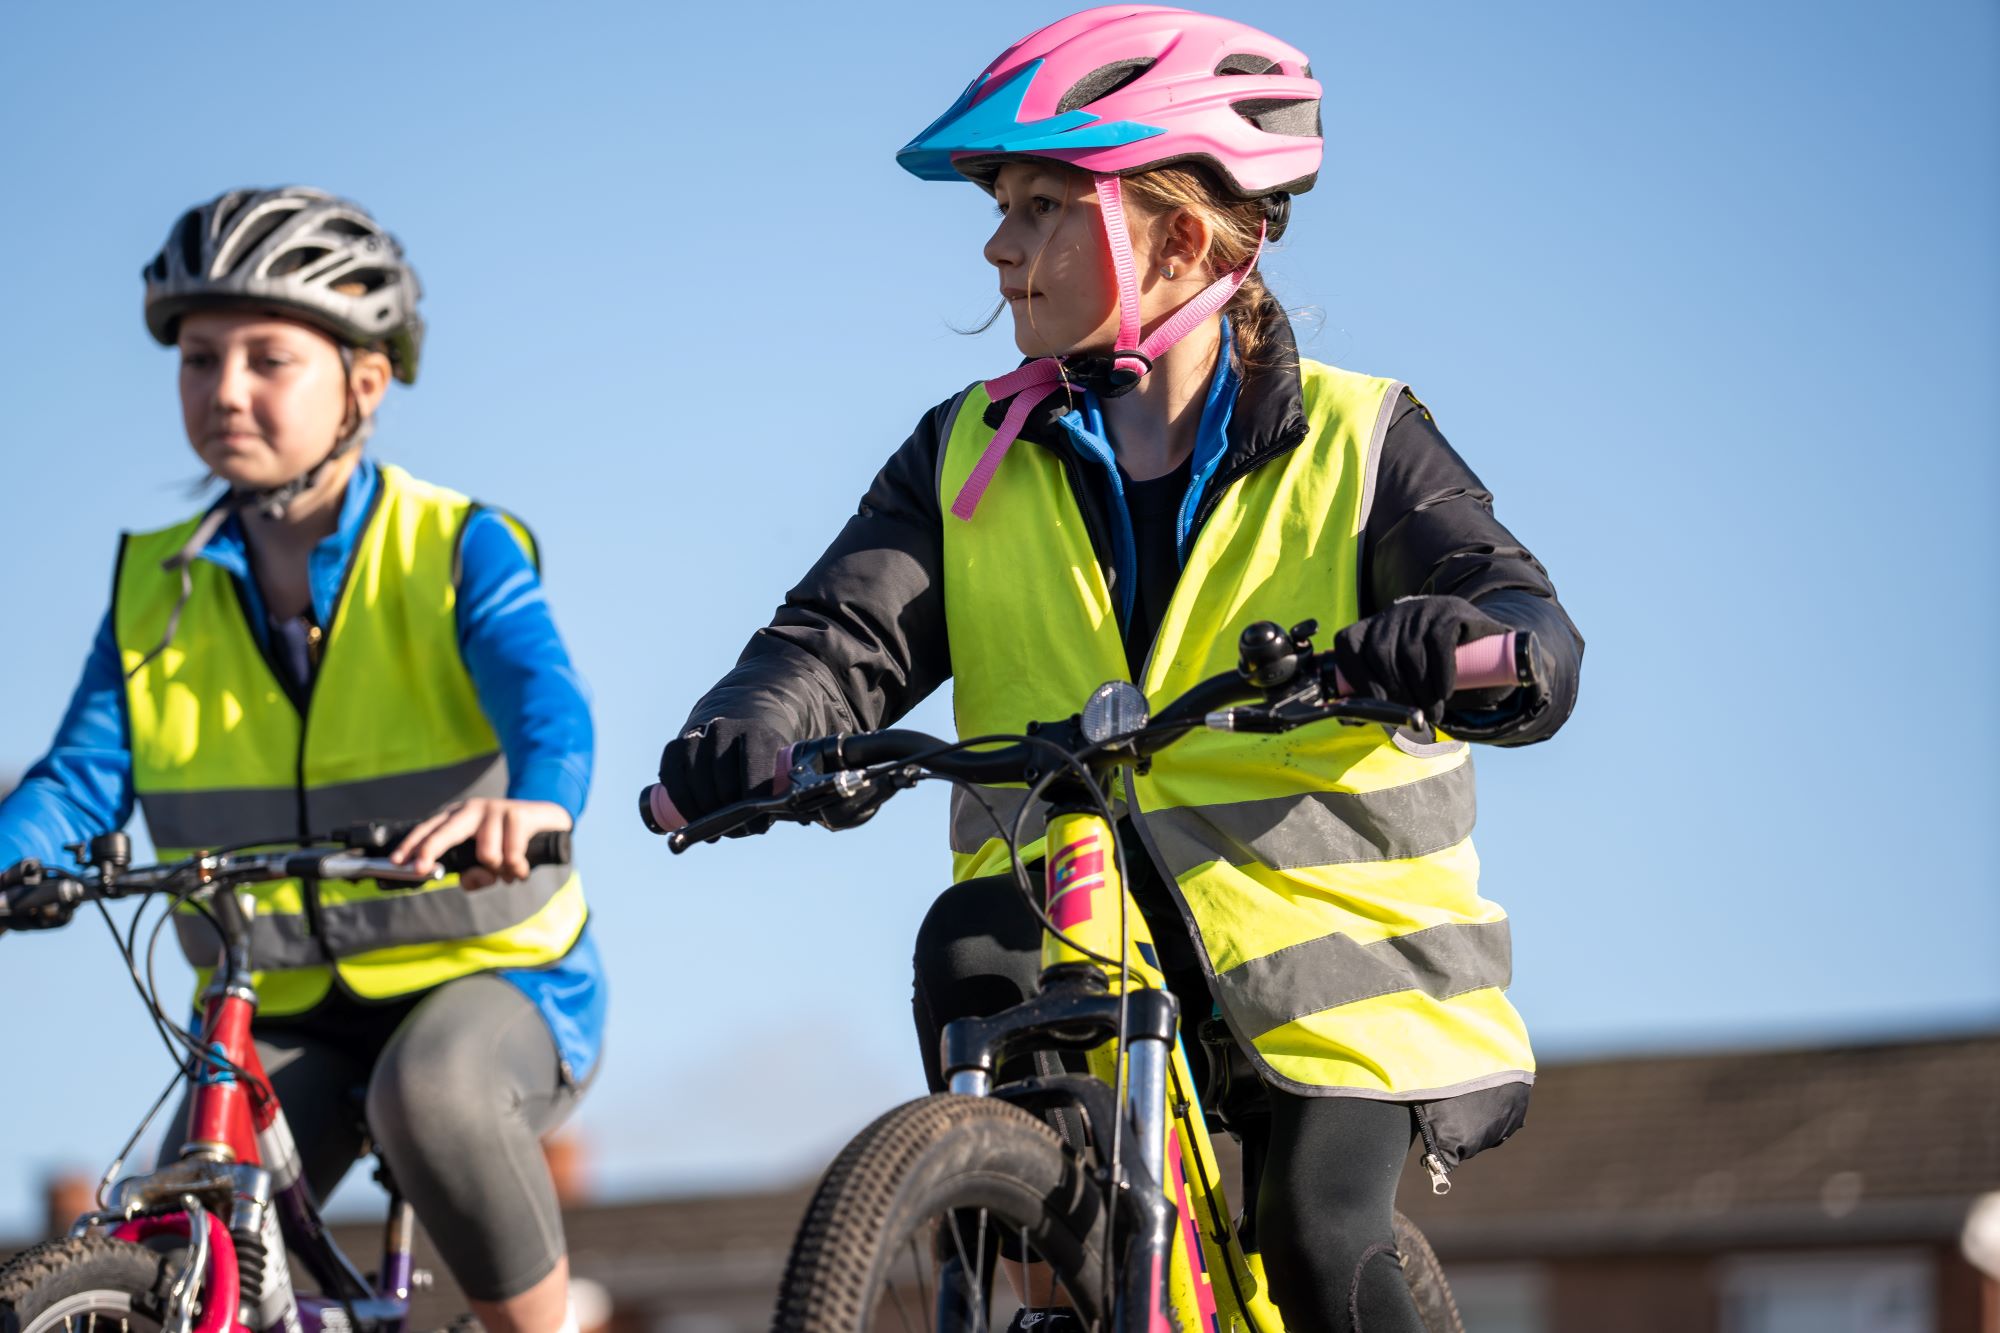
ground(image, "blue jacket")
xmin=0 ymin=457 xmax=607 ymax=1083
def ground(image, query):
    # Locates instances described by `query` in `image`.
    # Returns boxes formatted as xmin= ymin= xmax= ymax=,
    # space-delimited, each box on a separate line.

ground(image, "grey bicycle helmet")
xmin=143 ymin=186 xmax=425 ymax=384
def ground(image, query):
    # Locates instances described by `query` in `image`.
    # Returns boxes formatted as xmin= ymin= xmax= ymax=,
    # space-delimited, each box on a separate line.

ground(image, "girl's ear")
xmin=349 ymin=349 xmax=394 ymax=417
xmin=1162 ymin=206 xmax=1216 ymax=278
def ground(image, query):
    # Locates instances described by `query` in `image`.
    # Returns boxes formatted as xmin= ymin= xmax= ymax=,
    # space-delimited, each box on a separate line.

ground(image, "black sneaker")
xmin=1004 ymin=1311 xmax=1089 ymax=1333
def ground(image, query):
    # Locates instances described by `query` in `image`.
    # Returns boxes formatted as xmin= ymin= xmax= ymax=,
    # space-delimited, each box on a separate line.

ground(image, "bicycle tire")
xmin=772 ymin=1094 xmax=1110 ymax=1333
xmin=0 ymin=1234 xmax=180 ymax=1333
xmin=1391 ymin=1211 xmax=1465 ymax=1333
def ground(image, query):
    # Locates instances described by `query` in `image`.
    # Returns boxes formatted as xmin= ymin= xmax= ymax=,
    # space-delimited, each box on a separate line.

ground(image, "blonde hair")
xmin=1119 ymin=164 xmax=1290 ymax=376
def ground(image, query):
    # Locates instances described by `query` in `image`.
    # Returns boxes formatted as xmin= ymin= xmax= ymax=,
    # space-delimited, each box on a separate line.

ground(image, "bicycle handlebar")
xmin=0 ymin=828 xmax=572 ymax=934
xmin=644 ymin=628 xmax=1537 ymax=853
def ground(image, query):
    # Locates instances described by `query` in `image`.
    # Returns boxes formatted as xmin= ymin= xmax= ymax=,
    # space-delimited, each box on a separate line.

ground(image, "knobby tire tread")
xmin=1391 ymin=1211 xmax=1465 ymax=1333
xmin=0 ymin=1234 xmax=177 ymax=1333
xmin=772 ymin=1094 xmax=1101 ymax=1333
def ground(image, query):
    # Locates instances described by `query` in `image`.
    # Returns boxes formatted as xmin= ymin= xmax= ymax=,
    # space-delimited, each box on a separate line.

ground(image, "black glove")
xmin=1331 ymin=595 xmax=1512 ymax=729
xmin=658 ymin=714 xmax=791 ymax=837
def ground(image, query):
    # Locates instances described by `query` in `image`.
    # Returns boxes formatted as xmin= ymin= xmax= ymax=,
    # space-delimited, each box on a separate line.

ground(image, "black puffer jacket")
xmin=662 ymin=320 xmax=1583 ymax=806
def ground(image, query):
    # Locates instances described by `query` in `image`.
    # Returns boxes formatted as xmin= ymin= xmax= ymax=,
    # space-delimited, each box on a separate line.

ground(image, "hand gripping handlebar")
xmin=639 ymin=629 xmax=1537 ymax=846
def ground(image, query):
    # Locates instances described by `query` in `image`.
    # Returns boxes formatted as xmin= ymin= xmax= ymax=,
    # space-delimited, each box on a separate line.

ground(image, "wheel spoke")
xmin=973 ymin=1209 xmax=989 ymax=1331
xmin=944 ymin=1210 xmax=987 ymax=1333
xmin=910 ymin=1228 xmax=933 ymax=1327
xmin=883 ymin=1262 xmax=920 ymax=1333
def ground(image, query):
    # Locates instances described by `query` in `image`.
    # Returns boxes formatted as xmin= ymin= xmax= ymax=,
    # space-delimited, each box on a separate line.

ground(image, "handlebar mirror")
xmin=1081 ymin=680 xmax=1149 ymax=745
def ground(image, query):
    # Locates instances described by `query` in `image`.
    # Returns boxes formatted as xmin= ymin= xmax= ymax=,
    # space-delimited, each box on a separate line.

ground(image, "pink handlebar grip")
xmin=1453 ymin=632 xmax=1520 ymax=692
xmin=647 ymin=784 xmax=686 ymax=833
xmin=1332 ymin=632 xmax=1519 ymax=698
xmin=645 ymin=746 xmax=797 ymax=837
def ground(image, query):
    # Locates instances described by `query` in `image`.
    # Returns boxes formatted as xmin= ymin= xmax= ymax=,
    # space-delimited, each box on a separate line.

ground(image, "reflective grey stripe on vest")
xmin=174 ymin=863 xmax=572 ymax=970
xmin=949 ymin=785 xmax=1129 ymax=858
xmin=141 ymin=753 xmax=506 ymax=850
xmin=1216 ymin=919 xmax=1514 ymax=1037
xmin=950 ymin=785 xmax=1045 ymax=856
xmin=1146 ymin=763 xmax=1476 ymax=875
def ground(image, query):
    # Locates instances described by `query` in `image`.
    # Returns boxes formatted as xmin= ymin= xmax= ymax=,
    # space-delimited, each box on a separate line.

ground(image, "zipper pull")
xmin=1422 ymin=1152 xmax=1453 ymax=1196
xmin=1412 ymin=1102 xmax=1454 ymax=1195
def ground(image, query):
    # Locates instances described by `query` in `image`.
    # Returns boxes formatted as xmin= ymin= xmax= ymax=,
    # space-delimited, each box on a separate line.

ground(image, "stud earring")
xmin=1162 ymin=265 xmax=1177 ymax=279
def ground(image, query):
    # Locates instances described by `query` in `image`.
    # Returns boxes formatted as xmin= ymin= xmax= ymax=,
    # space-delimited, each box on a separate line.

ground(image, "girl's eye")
xmin=994 ymin=201 xmax=1009 ymax=218
xmin=181 ymin=352 xmax=215 ymax=370
xmin=1032 ymin=195 xmax=1060 ymax=215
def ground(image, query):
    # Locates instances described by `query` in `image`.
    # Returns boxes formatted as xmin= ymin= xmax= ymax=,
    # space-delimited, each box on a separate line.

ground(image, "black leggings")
xmin=912 ymin=873 xmax=1426 ymax=1333
xmin=160 ymin=973 xmax=581 ymax=1302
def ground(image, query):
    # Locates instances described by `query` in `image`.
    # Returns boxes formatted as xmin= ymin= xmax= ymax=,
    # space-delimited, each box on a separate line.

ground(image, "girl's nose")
xmin=212 ymin=352 xmax=252 ymax=410
xmin=983 ymin=217 xmax=1023 ymax=273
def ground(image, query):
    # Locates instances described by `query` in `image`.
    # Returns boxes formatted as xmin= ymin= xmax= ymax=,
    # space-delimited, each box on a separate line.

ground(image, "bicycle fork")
xmin=939 ymin=805 xmax=1184 ymax=1331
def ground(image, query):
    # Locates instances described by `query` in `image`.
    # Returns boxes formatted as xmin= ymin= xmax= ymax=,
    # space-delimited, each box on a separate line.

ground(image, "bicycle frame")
xmin=75 ymin=889 xmax=418 ymax=1333
xmin=941 ymin=802 xmax=1286 ymax=1333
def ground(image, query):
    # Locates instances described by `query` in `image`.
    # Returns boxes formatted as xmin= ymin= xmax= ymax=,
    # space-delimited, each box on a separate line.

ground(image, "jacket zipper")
xmin=219 ymin=484 xmax=384 ymax=975
xmin=1183 ymin=418 xmax=1310 ymax=541
xmin=297 ymin=484 xmax=384 ymax=996
xmin=1412 ymin=1102 xmax=1454 ymax=1195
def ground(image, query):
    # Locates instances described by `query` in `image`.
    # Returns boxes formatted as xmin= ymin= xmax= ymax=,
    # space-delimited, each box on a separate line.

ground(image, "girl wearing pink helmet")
xmin=655 ymin=7 xmax=1583 ymax=1328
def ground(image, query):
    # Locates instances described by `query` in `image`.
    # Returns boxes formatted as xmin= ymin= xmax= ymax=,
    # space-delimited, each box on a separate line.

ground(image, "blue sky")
xmin=0 ymin=0 xmax=1993 ymax=1233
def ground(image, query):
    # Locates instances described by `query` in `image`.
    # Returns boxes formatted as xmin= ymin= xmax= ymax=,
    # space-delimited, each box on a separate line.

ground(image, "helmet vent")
xmin=173 ymin=215 xmax=204 ymax=279
xmin=339 ymin=267 xmax=393 ymax=296
xmin=1231 ymin=97 xmax=1321 ymax=139
xmin=213 ymin=203 xmax=296 ymax=277
xmin=266 ymin=245 xmax=330 ymax=279
xmin=1057 ymin=58 xmax=1154 ymax=114
xmin=1215 ymin=54 xmax=1278 ymax=76
xmin=209 ymin=192 xmax=255 ymax=244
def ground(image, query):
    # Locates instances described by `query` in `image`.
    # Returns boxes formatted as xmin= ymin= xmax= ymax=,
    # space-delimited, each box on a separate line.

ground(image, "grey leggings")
xmin=162 ymin=973 xmax=581 ymax=1302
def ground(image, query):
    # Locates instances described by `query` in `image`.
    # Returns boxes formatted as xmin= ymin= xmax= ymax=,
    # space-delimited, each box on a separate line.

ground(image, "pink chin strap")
xmin=951 ymin=174 xmax=1266 ymax=521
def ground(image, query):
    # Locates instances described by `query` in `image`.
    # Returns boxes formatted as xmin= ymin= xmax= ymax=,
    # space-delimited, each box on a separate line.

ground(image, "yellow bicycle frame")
xmin=1043 ymin=808 xmax=1287 ymax=1333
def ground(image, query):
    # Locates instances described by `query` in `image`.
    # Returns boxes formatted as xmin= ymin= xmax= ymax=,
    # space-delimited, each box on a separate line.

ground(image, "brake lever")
xmin=665 ymin=774 xmax=856 ymax=854
xmin=666 ymin=763 xmax=922 ymax=853
xmin=1206 ymin=693 xmax=1427 ymax=734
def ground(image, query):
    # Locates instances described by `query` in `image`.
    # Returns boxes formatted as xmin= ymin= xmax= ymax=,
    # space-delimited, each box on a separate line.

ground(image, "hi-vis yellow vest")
xmin=114 ymin=464 xmax=587 ymax=1016
xmin=942 ymin=363 xmax=1534 ymax=1100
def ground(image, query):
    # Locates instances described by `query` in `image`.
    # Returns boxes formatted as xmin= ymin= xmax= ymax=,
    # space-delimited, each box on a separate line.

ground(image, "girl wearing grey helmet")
xmin=0 ymin=186 xmax=606 ymax=1333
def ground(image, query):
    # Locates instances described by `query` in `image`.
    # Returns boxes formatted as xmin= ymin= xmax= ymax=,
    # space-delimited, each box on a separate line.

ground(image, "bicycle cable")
xmin=145 ymin=883 xmax=269 ymax=1099
xmin=96 ymin=895 xmax=197 ymax=1083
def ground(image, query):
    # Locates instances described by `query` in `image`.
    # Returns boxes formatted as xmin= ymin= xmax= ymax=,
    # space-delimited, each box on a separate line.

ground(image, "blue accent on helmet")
xmin=897 ymin=60 xmax=1165 ymax=182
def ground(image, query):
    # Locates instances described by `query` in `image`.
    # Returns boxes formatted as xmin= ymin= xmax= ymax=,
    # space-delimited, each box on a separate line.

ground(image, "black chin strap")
xmin=242 ymin=346 xmax=373 ymax=519
xmin=126 ymin=351 xmax=373 ymax=679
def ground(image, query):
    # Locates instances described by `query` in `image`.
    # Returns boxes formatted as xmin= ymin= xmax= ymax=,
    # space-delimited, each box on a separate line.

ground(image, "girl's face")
xmin=177 ymin=311 xmax=355 ymax=490
xmin=985 ymin=162 xmax=1124 ymax=359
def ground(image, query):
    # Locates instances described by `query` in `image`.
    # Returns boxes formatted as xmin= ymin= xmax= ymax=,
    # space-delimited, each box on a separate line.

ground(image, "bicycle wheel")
xmin=0 ymin=1235 xmax=180 ymax=1333
xmin=1392 ymin=1211 xmax=1465 ymax=1333
xmin=773 ymin=1094 xmax=1111 ymax=1333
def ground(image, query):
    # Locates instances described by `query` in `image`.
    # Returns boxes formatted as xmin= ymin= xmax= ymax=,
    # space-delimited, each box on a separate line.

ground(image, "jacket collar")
xmin=194 ymin=456 xmax=382 ymax=628
xmin=985 ymin=315 xmax=1311 ymax=473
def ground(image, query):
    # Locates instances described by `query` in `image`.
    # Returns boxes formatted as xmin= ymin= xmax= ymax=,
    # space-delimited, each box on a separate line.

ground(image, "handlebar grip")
xmin=639 ymin=743 xmax=798 ymax=837
xmin=639 ymin=783 xmax=686 ymax=834
xmin=1331 ymin=632 xmax=1536 ymax=698
xmin=434 ymin=829 xmax=571 ymax=876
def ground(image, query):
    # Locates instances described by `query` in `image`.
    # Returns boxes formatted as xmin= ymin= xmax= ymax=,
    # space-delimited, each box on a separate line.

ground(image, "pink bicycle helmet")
xmin=898 ymin=4 xmax=1321 ymax=197
xmin=898 ymin=6 xmax=1323 ymax=520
